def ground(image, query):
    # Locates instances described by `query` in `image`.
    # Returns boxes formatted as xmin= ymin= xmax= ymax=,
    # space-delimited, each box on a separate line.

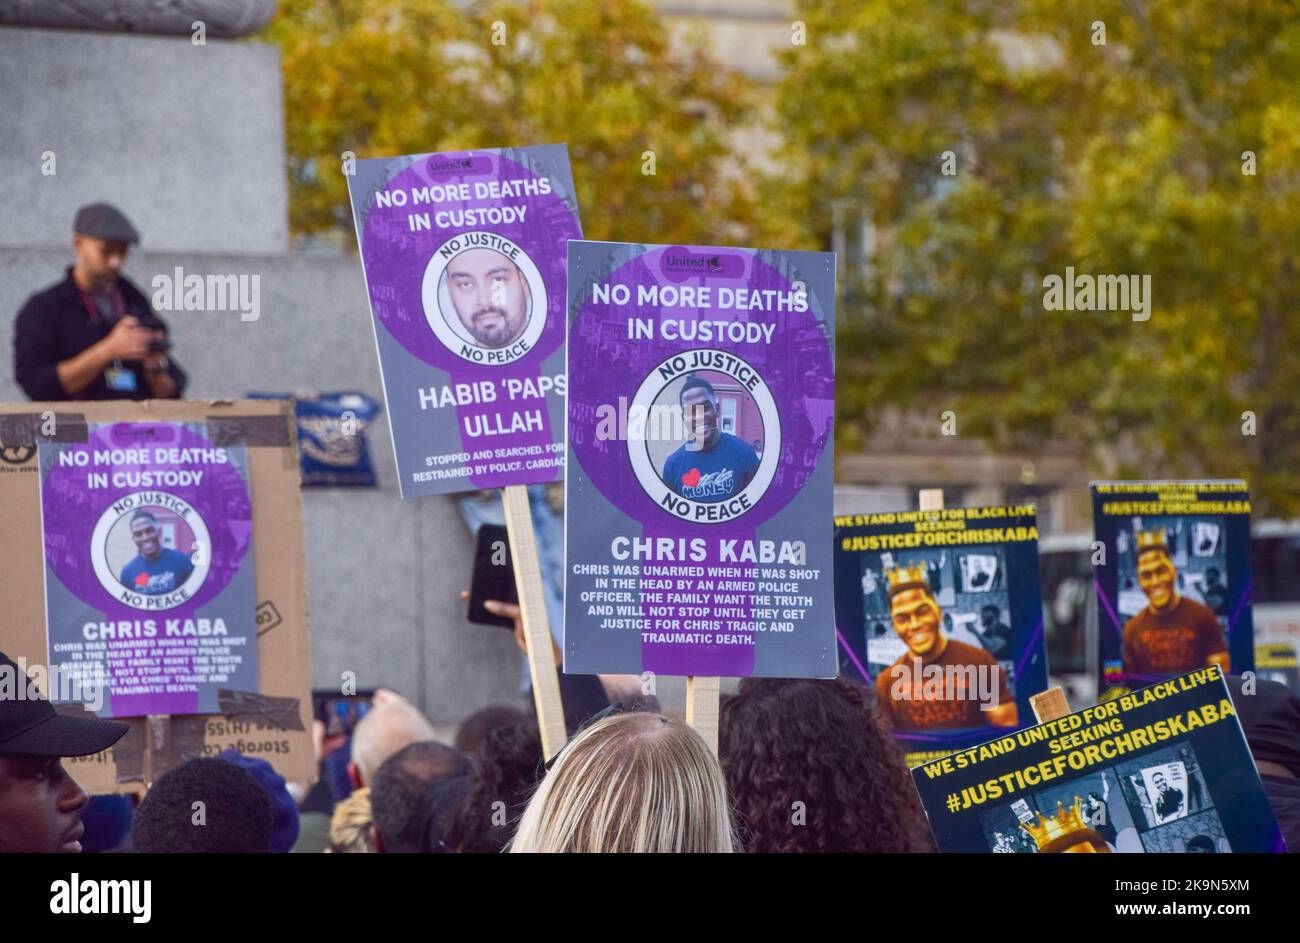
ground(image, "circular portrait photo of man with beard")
xmin=421 ymin=232 xmax=548 ymax=366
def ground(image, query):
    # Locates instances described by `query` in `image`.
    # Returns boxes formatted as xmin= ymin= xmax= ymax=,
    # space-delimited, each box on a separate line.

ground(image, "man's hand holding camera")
xmin=100 ymin=315 xmax=157 ymax=363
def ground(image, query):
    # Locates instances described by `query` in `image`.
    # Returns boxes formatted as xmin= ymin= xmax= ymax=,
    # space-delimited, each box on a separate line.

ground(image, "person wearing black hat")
xmin=12 ymin=202 xmax=187 ymax=402
xmin=1226 ymin=674 xmax=1300 ymax=852
xmin=0 ymin=650 xmax=128 ymax=853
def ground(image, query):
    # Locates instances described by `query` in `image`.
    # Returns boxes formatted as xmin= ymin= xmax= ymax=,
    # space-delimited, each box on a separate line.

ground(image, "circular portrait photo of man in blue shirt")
xmin=657 ymin=373 xmax=762 ymax=503
xmin=114 ymin=510 xmax=197 ymax=596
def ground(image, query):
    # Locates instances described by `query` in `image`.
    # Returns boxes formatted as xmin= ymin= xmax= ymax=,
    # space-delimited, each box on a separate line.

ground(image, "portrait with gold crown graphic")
xmin=1119 ymin=523 xmax=1230 ymax=683
xmin=974 ymin=749 xmax=1233 ymax=854
xmin=1005 ymin=770 xmax=1137 ymax=852
xmin=872 ymin=557 xmax=1018 ymax=732
xmin=835 ymin=505 xmax=1049 ymax=757
xmin=1021 ymin=798 xmax=1113 ymax=853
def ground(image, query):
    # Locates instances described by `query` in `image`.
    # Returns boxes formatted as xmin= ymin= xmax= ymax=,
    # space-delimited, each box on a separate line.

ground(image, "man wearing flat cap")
xmin=12 ymin=202 xmax=186 ymax=401
xmin=0 ymin=650 xmax=128 ymax=853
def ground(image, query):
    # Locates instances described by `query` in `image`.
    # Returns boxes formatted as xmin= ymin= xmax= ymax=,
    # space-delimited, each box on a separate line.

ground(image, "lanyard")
xmin=76 ymin=282 xmax=127 ymax=325
xmin=75 ymin=281 xmax=136 ymax=384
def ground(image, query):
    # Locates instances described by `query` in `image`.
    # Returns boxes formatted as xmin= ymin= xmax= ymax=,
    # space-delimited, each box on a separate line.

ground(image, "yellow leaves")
xmin=1261 ymin=102 xmax=1300 ymax=165
xmin=269 ymin=0 xmax=774 ymax=249
xmin=772 ymin=0 xmax=1300 ymax=509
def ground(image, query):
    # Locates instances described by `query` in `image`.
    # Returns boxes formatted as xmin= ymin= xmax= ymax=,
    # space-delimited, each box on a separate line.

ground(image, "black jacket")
xmin=13 ymin=267 xmax=187 ymax=401
xmin=1262 ymin=775 xmax=1300 ymax=853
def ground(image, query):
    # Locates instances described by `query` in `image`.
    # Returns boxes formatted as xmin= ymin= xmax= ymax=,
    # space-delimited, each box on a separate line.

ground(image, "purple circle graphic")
xmin=43 ymin=422 xmax=253 ymax=614
xmin=360 ymin=151 xmax=581 ymax=378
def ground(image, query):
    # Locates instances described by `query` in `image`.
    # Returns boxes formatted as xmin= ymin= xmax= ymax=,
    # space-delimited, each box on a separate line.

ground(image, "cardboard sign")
xmin=835 ymin=504 xmax=1050 ymax=767
xmin=564 ymin=240 xmax=835 ymax=677
xmin=1092 ymin=481 xmax=1254 ymax=699
xmin=38 ymin=421 xmax=258 ymax=717
xmin=347 ymin=146 xmax=581 ymax=497
xmin=0 ymin=400 xmax=312 ymax=792
xmin=912 ymin=668 xmax=1286 ymax=853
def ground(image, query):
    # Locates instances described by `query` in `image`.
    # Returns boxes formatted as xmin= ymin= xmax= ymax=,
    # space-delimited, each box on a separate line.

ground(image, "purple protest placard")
xmin=565 ymin=241 xmax=836 ymax=678
xmin=346 ymin=146 xmax=581 ymax=497
xmin=38 ymin=422 xmax=258 ymax=718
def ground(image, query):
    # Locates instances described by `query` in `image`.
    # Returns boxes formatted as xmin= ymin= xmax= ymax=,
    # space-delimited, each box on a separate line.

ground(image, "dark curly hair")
xmin=442 ymin=720 xmax=543 ymax=853
xmin=719 ymin=677 xmax=935 ymax=853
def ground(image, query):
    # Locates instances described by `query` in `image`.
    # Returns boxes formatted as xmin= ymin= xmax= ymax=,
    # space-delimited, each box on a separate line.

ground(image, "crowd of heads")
xmin=5 ymin=642 xmax=1300 ymax=854
xmin=327 ymin=680 xmax=945 ymax=855
xmin=0 ymin=638 xmax=964 ymax=853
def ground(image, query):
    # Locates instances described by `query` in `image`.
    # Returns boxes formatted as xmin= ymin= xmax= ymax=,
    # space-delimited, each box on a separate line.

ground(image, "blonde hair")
xmin=509 ymin=712 xmax=736 ymax=853
xmin=328 ymin=787 xmax=375 ymax=853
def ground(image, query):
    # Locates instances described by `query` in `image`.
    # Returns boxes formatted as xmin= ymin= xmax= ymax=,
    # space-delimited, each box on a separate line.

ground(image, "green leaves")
xmin=268 ymin=0 xmax=1300 ymax=511
xmin=777 ymin=0 xmax=1300 ymax=512
xmin=269 ymin=0 xmax=773 ymax=249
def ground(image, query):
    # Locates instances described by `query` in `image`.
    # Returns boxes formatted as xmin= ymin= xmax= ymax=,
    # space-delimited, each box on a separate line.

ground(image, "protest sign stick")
xmin=681 ymin=434 xmax=725 ymax=753
xmin=685 ymin=675 xmax=721 ymax=756
xmin=502 ymin=485 xmax=567 ymax=761
xmin=1030 ymin=687 xmax=1071 ymax=724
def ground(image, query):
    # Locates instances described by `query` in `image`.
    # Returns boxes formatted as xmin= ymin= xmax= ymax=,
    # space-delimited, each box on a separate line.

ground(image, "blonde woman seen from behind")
xmin=510 ymin=711 xmax=736 ymax=853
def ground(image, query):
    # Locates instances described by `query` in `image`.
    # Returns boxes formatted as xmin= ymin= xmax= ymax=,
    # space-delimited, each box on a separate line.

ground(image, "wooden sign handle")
xmin=685 ymin=675 xmax=721 ymax=756
xmin=919 ymin=488 xmax=944 ymax=511
xmin=502 ymin=485 xmax=567 ymax=761
xmin=1030 ymin=686 xmax=1071 ymax=724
